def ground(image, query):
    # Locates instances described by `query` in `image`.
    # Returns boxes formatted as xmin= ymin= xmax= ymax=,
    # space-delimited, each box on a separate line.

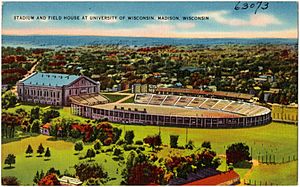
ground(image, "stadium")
xmin=70 ymin=93 xmax=272 ymax=128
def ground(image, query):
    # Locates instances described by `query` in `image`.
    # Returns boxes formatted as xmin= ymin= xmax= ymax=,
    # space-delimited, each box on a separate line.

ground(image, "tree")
xmin=70 ymin=129 xmax=81 ymax=139
xmin=33 ymin=171 xmax=40 ymax=184
xmin=143 ymin=134 xmax=162 ymax=151
xmin=2 ymin=176 xmax=20 ymax=185
xmin=226 ymin=143 xmax=252 ymax=165
xmin=30 ymin=107 xmax=40 ymax=123
xmin=31 ymin=119 xmax=41 ymax=134
xmin=113 ymin=147 xmax=122 ymax=156
xmin=170 ymin=135 xmax=179 ymax=148
xmin=125 ymin=130 xmax=135 ymax=144
xmin=38 ymin=173 xmax=60 ymax=186
xmin=126 ymin=162 xmax=165 ymax=185
xmin=94 ymin=141 xmax=101 ymax=154
xmin=2 ymin=91 xmax=17 ymax=109
xmin=201 ymin=141 xmax=211 ymax=149
xmin=42 ymin=110 xmax=60 ymax=124
xmin=25 ymin=144 xmax=33 ymax=157
xmin=33 ymin=170 xmax=45 ymax=184
xmin=112 ymin=127 xmax=122 ymax=143
xmin=44 ymin=147 xmax=51 ymax=160
xmin=37 ymin=143 xmax=45 ymax=156
xmin=74 ymin=163 xmax=108 ymax=182
xmin=74 ymin=141 xmax=83 ymax=154
xmin=46 ymin=167 xmax=60 ymax=176
xmin=85 ymin=149 xmax=96 ymax=161
xmin=16 ymin=108 xmax=27 ymax=118
xmin=4 ymin=154 xmax=16 ymax=168
xmin=185 ymin=140 xmax=194 ymax=150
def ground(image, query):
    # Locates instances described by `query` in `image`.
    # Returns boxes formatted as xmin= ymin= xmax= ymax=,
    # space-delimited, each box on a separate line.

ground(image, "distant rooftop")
xmin=21 ymin=72 xmax=80 ymax=87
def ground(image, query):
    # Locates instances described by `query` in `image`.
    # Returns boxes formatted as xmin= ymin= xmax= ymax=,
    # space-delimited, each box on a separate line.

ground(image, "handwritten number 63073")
xmin=234 ymin=1 xmax=269 ymax=14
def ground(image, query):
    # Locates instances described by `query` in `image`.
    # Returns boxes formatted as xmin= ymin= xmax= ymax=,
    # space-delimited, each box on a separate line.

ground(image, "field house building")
xmin=17 ymin=72 xmax=101 ymax=106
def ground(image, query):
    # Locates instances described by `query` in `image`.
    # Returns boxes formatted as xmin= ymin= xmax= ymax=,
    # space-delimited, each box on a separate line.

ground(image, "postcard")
xmin=1 ymin=1 xmax=298 ymax=186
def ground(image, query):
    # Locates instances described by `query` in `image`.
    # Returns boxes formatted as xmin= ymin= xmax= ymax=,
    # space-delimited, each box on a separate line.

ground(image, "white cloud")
xmin=200 ymin=10 xmax=281 ymax=27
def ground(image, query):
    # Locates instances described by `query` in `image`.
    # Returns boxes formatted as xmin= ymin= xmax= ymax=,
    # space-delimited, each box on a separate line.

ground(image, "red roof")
xmin=42 ymin=123 xmax=51 ymax=129
xmin=182 ymin=170 xmax=240 ymax=186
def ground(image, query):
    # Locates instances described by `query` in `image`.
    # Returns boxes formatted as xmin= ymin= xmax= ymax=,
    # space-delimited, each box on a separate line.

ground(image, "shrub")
xmin=124 ymin=145 xmax=138 ymax=151
xmin=42 ymin=110 xmax=60 ymax=124
xmin=31 ymin=120 xmax=41 ymax=134
xmin=125 ymin=131 xmax=135 ymax=144
xmin=226 ymin=143 xmax=252 ymax=165
xmin=135 ymin=140 xmax=143 ymax=145
xmin=70 ymin=129 xmax=81 ymax=139
xmin=94 ymin=141 xmax=101 ymax=154
xmin=116 ymin=139 xmax=126 ymax=145
xmin=112 ymin=128 xmax=122 ymax=143
xmin=170 ymin=135 xmax=179 ymax=148
xmin=103 ymin=138 xmax=113 ymax=146
xmin=74 ymin=141 xmax=83 ymax=153
xmin=185 ymin=140 xmax=194 ymax=150
xmin=201 ymin=141 xmax=211 ymax=149
xmin=143 ymin=134 xmax=162 ymax=150
xmin=113 ymin=148 xmax=122 ymax=156
xmin=2 ymin=176 xmax=20 ymax=185
xmin=74 ymin=163 xmax=108 ymax=182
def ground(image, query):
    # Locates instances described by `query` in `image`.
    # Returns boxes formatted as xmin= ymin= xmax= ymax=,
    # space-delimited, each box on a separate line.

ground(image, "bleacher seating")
xmin=211 ymin=100 xmax=231 ymax=110
xmin=200 ymin=99 xmax=219 ymax=109
xmin=135 ymin=94 xmax=152 ymax=104
xmin=70 ymin=93 xmax=108 ymax=106
xmin=149 ymin=95 xmax=167 ymax=105
xmin=223 ymin=102 xmax=243 ymax=112
xmin=162 ymin=95 xmax=180 ymax=106
xmin=187 ymin=97 xmax=207 ymax=107
xmin=134 ymin=93 xmax=268 ymax=117
xmin=175 ymin=97 xmax=193 ymax=107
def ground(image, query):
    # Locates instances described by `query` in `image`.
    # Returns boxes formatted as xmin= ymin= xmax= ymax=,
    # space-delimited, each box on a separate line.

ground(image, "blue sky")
xmin=2 ymin=2 xmax=298 ymax=38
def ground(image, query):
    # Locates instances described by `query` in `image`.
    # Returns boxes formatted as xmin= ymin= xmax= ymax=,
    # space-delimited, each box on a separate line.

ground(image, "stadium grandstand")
xmin=70 ymin=93 xmax=271 ymax=129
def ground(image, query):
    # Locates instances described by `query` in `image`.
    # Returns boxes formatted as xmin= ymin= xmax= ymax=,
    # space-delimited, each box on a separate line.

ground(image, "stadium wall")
xmin=70 ymin=103 xmax=272 ymax=128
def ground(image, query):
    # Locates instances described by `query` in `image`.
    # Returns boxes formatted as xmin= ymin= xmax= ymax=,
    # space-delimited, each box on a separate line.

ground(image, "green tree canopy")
xmin=37 ymin=143 xmax=45 ymax=156
xmin=4 ymin=154 xmax=16 ymax=168
xmin=26 ymin=144 xmax=33 ymax=156
xmin=125 ymin=130 xmax=135 ymax=144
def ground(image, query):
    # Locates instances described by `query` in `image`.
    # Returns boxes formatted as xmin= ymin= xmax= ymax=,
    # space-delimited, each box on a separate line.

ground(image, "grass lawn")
xmin=2 ymin=104 xmax=298 ymax=185
xmin=1 ymin=135 xmax=127 ymax=185
xmin=248 ymin=161 xmax=298 ymax=185
xmin=100 ymin=94 xmax=128 ymax=103
xmin=3 ymin=104 xmax=89 ymax=123
xmin=121 ymin=96 xmax=135 ymax=103
xmin=113 ymin=122 xmax=298 ymax=163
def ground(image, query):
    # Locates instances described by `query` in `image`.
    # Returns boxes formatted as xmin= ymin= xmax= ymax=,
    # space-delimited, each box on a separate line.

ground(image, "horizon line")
xmin=2 ymin=34 xmax=298 ymax=40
